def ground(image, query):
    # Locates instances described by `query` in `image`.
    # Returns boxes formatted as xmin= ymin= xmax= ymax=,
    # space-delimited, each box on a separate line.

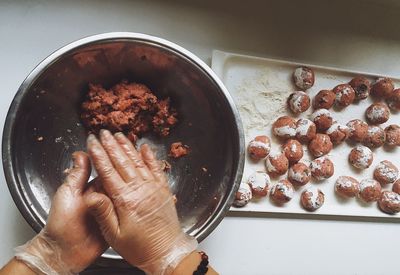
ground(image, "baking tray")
xmin=212 ymin=50 xmax=400 ymax=220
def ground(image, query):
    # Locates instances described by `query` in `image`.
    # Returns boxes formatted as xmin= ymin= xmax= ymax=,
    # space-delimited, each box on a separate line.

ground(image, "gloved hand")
xmin=15 ymin=152 xmax=108 ymax=275
xmin=85 ymin=130 xmax=198 ymax=275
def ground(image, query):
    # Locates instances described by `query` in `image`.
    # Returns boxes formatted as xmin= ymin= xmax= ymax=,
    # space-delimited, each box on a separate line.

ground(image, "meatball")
xmin=288 ymin=162 xmax=311 ymax=186
xmin=287 ymin=91 xmax=311 ymax=113
xmin=392 ymin=179 xmax=400 ymax=194
xmin=310 ymin=156 xmax=334 ymax=181
xmin=347 ymin=119 xmax=368 ymax=143
xmin=272 ymin=116 xmax=297 ymax=140
xmin=333 ymin=84 xmax=356 ymax=107
xmin=270 ymin=179 xmax=294 ymax=204
xmin=296 ymin=118 xmax=317 ymax=143
xmin=359 ymin=179 xmax=382 ymax=203
xmin=313 ymin=90 xmax=335 ymax=109
xmin=371 ymin=77 xmax=394 ymax=98
xmin=247 ymin=135 xmax=271 ymax=160
xmin=300 ymin=188 xmax=325 ymax=211
xmin=311 ymin=109 xmax=334 ymax=132
xmin=233 ymin=183 xmax=252 ymax=207
xmin=349 ymin=76 xmax=371 ymax=100
xmin=363 ymin=125 xmax=386 ymax=148
xmin=378 ymin=191 xmax=400 ymax=214
xmin=282 ymin=139 xmax=303 ymax=163
xmin=326 ymin=123 xmax=349 ymax=145
xmin=385 ymin=125 xmax=400 ymax=146
xmin=293 ymin=66 xmax=315 ymax=90
xmin=247 ymin=171 xmax=271 ymax=197
xmin=265 ymin=153 xmax=289 ymax=177
xmin=348 ymin=145 xmax=373 ymax=169
xmin=373 ymin=160 xmax=399 ymax=185
xmin=335 ymin=176 xmax=360 ymax=198
xmin=365 ymin=102 xmax=390 ymax=124
xmin=386 ymin=88 xmax=400 ymax=111
xmin=308 ymin=134 xmax=333 ymax=157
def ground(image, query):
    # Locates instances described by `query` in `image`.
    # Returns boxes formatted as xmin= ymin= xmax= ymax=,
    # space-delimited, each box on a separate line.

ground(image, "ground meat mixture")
xmin=81 ymin=81 xmax=178 ymax=142
xmin=169 ymin=142 xmax=189 ymax=158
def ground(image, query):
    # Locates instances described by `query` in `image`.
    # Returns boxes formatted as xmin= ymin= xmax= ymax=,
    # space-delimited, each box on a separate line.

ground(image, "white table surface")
xmin=1 ymin=1 xmax=400 ymax=274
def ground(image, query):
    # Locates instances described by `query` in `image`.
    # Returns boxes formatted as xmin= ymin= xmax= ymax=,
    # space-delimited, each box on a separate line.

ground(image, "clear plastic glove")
xmin=15 ymin=152 xmax=108 ymax=275
xmin=85 ymin=130 xmax=198 ymax=275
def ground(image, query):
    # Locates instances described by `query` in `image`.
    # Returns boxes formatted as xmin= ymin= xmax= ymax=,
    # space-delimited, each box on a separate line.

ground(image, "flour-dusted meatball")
xmin=363 ymin=125 xmax=386 ymax=148
xmin=287 ymin=91 xmax=311 ymax=113
xmin=265 ymin=153 xmax=289 ymax=177
xmin=247 ymin=171 xmax=271 ymax=197
xmin=301 ymin=188 xmax=325 ymax=211
xmin=272 ymin=116 xmax=297 ymax=140
xmin=371 ymin=77 xmax=394 ymax=98
xmin=365 ymin=102 xmax=390 ymax=124
xmin=308 ymin=134 xmax=333 ymax=157
xmin=385 ymin=125 xmax=400 ymax=146
xmin=374 ymin=160 xmax=399 ymax=185
xmin=386 ymin=88 xmax=400 ymax=111
xmin=233 ymin=183 xmax=252 ymax=207
xmin=359 ymin=179 xmax=382 ymax=203
xmin=293 ymin=66 xmax=315 ymax=90
xmin=392 ymin=179 xmax=400 ymax=194
xmin=378 ymin=191 xmax=400 ymax=214
xmin=313 ymin=90 xmax=335 ymax=109
xmin=326 ymin=123 xmax=349 ymax=145
xmin=247 ymin=135 xmax=271 ymax=160
xmin=349 ymin=76 xmax=371 ymax=100
xmin=296 ymin=118 xmax=317 ymax=143
xmin=282 ymin=139 xmax=303 ymax=163
xmin=347 ymin=119 xmax=368 ymax=143
xmin=335 ymin=176 xmax=360 ymax=198
xmin=270 ymin=179 xmax=294 ymax=204
xmin=311 ymin=109 xmax=334 ymax=132
xmin=333 ymin=84 xmax=356 ymax=107
xmin=288 ymin=162 xmax=311 ymax=186
xmin=348 ymin=145 xmax=373 ymax=169
xmin=310 ymin=156 xmax=334 ymax=181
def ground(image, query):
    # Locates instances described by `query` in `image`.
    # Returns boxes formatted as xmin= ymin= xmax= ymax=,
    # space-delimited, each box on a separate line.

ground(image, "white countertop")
xmin=1 ymin=1 xmax=400 ymax=274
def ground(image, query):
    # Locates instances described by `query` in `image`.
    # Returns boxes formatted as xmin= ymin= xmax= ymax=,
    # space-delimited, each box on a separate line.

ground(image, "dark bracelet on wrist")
xmin=193 ymin=251 xmax=209 ymax=275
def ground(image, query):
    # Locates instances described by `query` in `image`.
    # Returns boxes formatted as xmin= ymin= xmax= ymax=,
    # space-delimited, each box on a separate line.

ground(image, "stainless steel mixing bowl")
xmin=2 ymin=32 xmax=244 ymax=260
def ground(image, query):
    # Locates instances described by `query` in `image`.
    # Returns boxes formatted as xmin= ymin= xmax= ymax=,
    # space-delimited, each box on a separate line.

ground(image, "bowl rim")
xmin=2 ymin=32 xmax=245 ymax=260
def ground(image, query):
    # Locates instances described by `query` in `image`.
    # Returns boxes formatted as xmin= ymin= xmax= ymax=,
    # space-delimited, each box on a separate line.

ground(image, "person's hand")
xmin=85 ymin=130 xmax=197 ymax=275
xmin=15 ymin=152 xmax=108 ymax=274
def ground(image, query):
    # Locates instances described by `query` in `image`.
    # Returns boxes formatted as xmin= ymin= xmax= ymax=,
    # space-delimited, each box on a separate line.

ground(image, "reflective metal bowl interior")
xmin=2 ymin=33 xmax=244 ymax=259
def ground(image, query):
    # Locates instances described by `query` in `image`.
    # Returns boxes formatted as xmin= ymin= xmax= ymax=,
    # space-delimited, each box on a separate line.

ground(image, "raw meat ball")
xmin=310 ymin=156 xmax=334 ymax=181
xmin=288 ymin=162 xmax=311 ymax=186
xmin=363 ymin=125 xmax=386 ymax=148
xmin=287 ymin=91 xmax=311 ymax=113
xmin=347 ymin=119 xmax=368 ymax=143
xmin=270 ymin=179 xmax=294 ymax=204
xmin=386 ymin=88 xmax=400 ymax=111
xmin=308 ymin=133 xmax=333 ymax=157
xmin=326 ymin=123 xmax=349 ymax=145
xmin=371 ymin=77 xmax=394 ymax=98
xmin=313 ymin=90 xmax=335 ymax=109
xmin=296 ymin=118 xmax=317 ymax=143
xmin=247 ymin=135 xmax=271 ymax=160
xmin=359 ymin=179 xmax=382 ymax=203
xmin=335 ymin=176 xmax=360 ymax=198
xmin=282 ymin=139 xmax=303 ymax=163
xmin=392 ymin=179 xmax=400 ymax=194
xmin=349 ymin=76 xmax=371 ymax=100
xmin=233 ymin=183 xmax=252 ymax=207
xmin=272 ymin=116 xmax=297 ymax=139
xmin=378 ymin=191 xmax=400 ymax=214
xmin=300 ymin=188 xmax=325 ymax=211
xmin=373 ymin=160 xmax=399 ymax=185
xmin=365 ymin=102 xmax=390 ymax=124
xmin=333 ymin=84 xmax=355 ymax=107
xmin=311 ymin=109 xmax=333 ymax=132
xmin=293 ymin=66 xmax=315 ymax=90
xmin=385 ymin=125 xmax=400 ymax=146
xmin=348 ymin=145 xmax=373 ymax=169
xmin=247 ymin=171 xmax=271 ymax=197
xmin=265 ymin=153 xmax=289 ymax=177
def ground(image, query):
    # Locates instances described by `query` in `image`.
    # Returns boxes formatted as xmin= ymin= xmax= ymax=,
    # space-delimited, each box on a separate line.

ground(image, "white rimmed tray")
xmin=212 ymin=50 xmax=400 ymax=220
